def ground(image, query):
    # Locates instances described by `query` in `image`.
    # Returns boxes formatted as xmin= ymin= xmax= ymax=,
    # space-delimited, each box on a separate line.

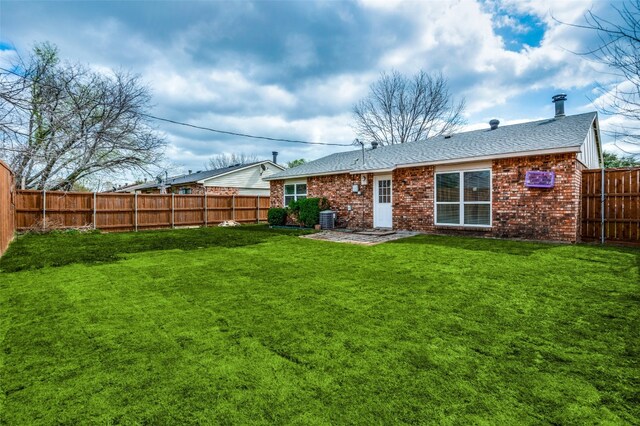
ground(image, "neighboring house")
xmin=117 ymin=161 xmax=285 ymax=196
xmin=265 ymin=96 xmax=602 ymax=243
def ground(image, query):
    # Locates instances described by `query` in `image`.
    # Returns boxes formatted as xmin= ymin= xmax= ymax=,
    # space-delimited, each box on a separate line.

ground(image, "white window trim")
xmin=435 ymin=168 xmax=492 ymax=228
xmin=284 ymin=181 xmax=307 ymax=205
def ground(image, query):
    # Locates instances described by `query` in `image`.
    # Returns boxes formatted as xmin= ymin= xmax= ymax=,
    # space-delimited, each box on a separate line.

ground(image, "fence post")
xmin=232 ymin=194 xmax=235 ymax=221
xmin=93 ymin=192 xmax=97 ymax=230
xmin=600 ymin=168 xmax=605 ymax=244
xmin=257 ymin=195 xmax=260 ymax=223
xmin=134 ymin=192 xmax=138 ymax=232
xmin=42 ymin=189 xmax=46 ymax=231
xmin=171 ymin=193 xmax=175 ymax=228
xmin=204 ymin=191 xmax=208 ymax=227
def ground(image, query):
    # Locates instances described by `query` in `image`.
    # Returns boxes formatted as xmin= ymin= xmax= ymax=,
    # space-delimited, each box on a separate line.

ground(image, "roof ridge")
xmin=265 ymin=111 xmax=598 ymax=181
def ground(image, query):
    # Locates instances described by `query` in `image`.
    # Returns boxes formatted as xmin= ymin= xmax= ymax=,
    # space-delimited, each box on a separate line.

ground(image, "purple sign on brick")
xmin=525 ymin=171 xmax=555 ymax=188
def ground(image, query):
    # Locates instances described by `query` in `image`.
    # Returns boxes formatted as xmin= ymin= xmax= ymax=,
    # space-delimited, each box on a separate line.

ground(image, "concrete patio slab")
xmin=301 ymin=230 xmax=418 ymax=245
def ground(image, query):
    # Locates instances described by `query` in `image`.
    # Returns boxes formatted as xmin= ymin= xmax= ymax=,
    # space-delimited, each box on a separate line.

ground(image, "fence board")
xmin=582 ymin=168 xmax=640 ymax=245
xmin=0 ymin=160 xmax=15 ymax=255
xmin=14 ymin=190 xmax=268 ymax=232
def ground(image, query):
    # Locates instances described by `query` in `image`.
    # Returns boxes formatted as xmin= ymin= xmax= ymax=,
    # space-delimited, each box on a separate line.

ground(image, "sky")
xmin=0 ymin=0 xmax=633 ymax=182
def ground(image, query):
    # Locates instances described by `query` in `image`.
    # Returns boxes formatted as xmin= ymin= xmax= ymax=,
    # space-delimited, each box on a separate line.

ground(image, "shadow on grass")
xmin=390 ymin=233 xmax=640 ymax=261
xmin=0 ymin=225 xmax=312 ymax=273
xmin=387 ymin=234 xmax=557 ymax=256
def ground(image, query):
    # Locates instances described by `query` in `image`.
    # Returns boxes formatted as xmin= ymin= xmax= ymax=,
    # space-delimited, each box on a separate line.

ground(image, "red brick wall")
xmin=269 ymin=153 xmax=582 ymax=242
xmin=392 ymin=166 xmax=435 ymax=231
xmin=308 ymin=173 xmax=374 ymax=229
xmin=491 ymin=153 xmax=581 ymax=242
xmin=270 ymin=180 xmax=284 ymax=208
xmin=172 ymin=184 xmax=240 ymax=196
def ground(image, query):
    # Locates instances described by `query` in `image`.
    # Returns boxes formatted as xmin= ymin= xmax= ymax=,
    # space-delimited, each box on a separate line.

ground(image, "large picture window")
xmin=284 ymin=182 xmax=307 ymax=206
xmin=435 ymin=170 xmax=491 ymax=226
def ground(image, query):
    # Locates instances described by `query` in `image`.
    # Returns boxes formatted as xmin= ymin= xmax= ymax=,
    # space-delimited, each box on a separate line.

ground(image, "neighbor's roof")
xmin=266 ymin=112 xmax=598 ymax=180
xmin=117 ymin=160 xmax=283 ymax=191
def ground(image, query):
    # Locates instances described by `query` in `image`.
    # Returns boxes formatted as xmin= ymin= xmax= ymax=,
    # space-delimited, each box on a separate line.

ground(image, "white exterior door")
xmin=373 ymin=175 xmax=393 ymax=228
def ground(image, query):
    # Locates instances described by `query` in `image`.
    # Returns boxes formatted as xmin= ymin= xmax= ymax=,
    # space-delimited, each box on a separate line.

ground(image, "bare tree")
xmin=353 ymin=70 xmax=465 ymax=146
xmin=207 ymin=152 xmax=259 ymax=169
xmin=0 ymin=42 xmax=165 ymax=190
xmin=568 ymin=1 xmax=640 ymax=153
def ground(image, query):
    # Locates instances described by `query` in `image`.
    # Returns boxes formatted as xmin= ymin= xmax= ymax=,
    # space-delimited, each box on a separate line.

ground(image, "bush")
xmin=289 ymin=198 xmax=330 ymax=228
xmin=267 ymin=208 xmax=287 ymax=226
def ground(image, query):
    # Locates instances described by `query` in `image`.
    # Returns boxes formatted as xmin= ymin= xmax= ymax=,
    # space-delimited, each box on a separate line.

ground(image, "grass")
xmin=0 ymin=226 xmax=638 ymax=424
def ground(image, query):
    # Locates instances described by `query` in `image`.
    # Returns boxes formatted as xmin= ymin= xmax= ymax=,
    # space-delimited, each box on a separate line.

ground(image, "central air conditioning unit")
xmin=319 ymin=210 xmax=336 ymax=230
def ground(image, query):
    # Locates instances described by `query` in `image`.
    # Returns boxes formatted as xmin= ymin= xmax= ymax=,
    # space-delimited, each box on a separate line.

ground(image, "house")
xmin=117 ymin=160 xmax=285 ymax=196
xmin=265 ymin=95 xmax=602 ymax=243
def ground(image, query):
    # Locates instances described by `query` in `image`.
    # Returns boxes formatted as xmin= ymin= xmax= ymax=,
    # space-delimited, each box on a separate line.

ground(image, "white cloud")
xmin=0 ymin=0 xmax=625 ymax=171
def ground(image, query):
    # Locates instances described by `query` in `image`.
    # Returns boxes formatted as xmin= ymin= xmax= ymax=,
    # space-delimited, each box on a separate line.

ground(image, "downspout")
xmin=354 ymin=139 xmax=366 ymax=230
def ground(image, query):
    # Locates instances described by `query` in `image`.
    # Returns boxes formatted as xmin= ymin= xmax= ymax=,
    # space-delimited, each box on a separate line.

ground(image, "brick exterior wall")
xmin=270 ymin=180 xmax=284 ymax=208
xmin=392 ymin=166 xmax=435 ymax=231
xmin=491 ymin=153 xmax=581 ymax=242
xmin=308 ymin=173 xmax=374 ymax=229
xmin=171 ymin=184 xmax=240 ymax=195
xmin=136 ymin=184 xmax=242 ymax=195
xmin=269 ymin=152 xmax=583 ymax=242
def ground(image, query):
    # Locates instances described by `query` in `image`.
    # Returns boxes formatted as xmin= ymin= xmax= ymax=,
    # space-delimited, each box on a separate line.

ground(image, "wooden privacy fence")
xmin=0 ymin=160 xmax=16 ymax=255
xmin=15 ymin=190 xmax=271 ymax=232
xmin=582 ymin=167 xmax=640 ymax=245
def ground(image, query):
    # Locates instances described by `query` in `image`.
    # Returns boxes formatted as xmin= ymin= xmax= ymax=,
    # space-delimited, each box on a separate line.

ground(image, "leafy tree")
xmin=207 ymin=153 xmax=259 ymax=169
xmin=353 ymin=70 xmax=465 ymax=146
xmin=0 ymin=42 xmax=165 ymax=190
xmin=286 ymin=158 xmax=306 ymax=168
xmin=603 ymin=151 xmax=640 ymax=168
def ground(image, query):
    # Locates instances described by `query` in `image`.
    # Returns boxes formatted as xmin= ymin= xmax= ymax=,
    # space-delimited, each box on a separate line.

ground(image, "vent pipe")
xmin=371 ymin=141 xmax=379 ymax=149
xmin=552 ymin=93 xmax=567 ymax=118
xmin=489 ymin=119 xmax=500 ymax=130
xmin=272 ymin=151 xmax=278 ymax=164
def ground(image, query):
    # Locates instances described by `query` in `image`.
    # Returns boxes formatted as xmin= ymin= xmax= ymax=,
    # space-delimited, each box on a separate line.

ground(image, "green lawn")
xmin=0 ymin=226 xmax=638 ymax=424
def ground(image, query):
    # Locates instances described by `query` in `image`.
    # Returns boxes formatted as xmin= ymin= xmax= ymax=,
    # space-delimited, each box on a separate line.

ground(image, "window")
xmin=435 ymin=170 xmax=491 ymax=226
xmin=378 ymin=179 xmax=391 ymax=203
xmin=284 ymin=182 xmax=307 ymax=206
xmin=179 ymin=187 xmax=192 ymax=194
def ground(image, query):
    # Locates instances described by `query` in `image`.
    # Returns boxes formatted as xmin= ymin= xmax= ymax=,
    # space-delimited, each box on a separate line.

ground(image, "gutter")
xmin=263 ymin=169 xmax=353 ymax=181
xmin=348 ymin=146 xmax=583 ymax=175
xmin=265 ymin=146 xmax=582 ymax=181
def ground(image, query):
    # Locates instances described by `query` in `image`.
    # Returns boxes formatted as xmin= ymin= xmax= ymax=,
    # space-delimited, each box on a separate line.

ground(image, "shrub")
xmin=290 ymin=197 xmax=330 ymax=228
xmin=267 ymin=208 xmax=287 ymax=226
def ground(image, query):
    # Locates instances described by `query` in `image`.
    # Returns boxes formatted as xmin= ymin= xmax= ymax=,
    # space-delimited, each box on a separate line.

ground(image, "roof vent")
xmin=444 ymin=134 xmax=452 ymax=139
xmin=552 ymin=93 xmax=567 ymax=118
xmin=371 ymin=141 xmax=379 ymax=149
xmin=489 ymin=119 xmax=500 ymax=130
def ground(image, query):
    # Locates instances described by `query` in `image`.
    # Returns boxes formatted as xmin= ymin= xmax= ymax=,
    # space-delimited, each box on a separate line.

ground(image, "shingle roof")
xmin=266 ymin=112 xmax=597 ymax=180
xmin=169 ymin=162 xmax=265 ymax=185
xmin=117 ymin=161 xmax=282 ymax=191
